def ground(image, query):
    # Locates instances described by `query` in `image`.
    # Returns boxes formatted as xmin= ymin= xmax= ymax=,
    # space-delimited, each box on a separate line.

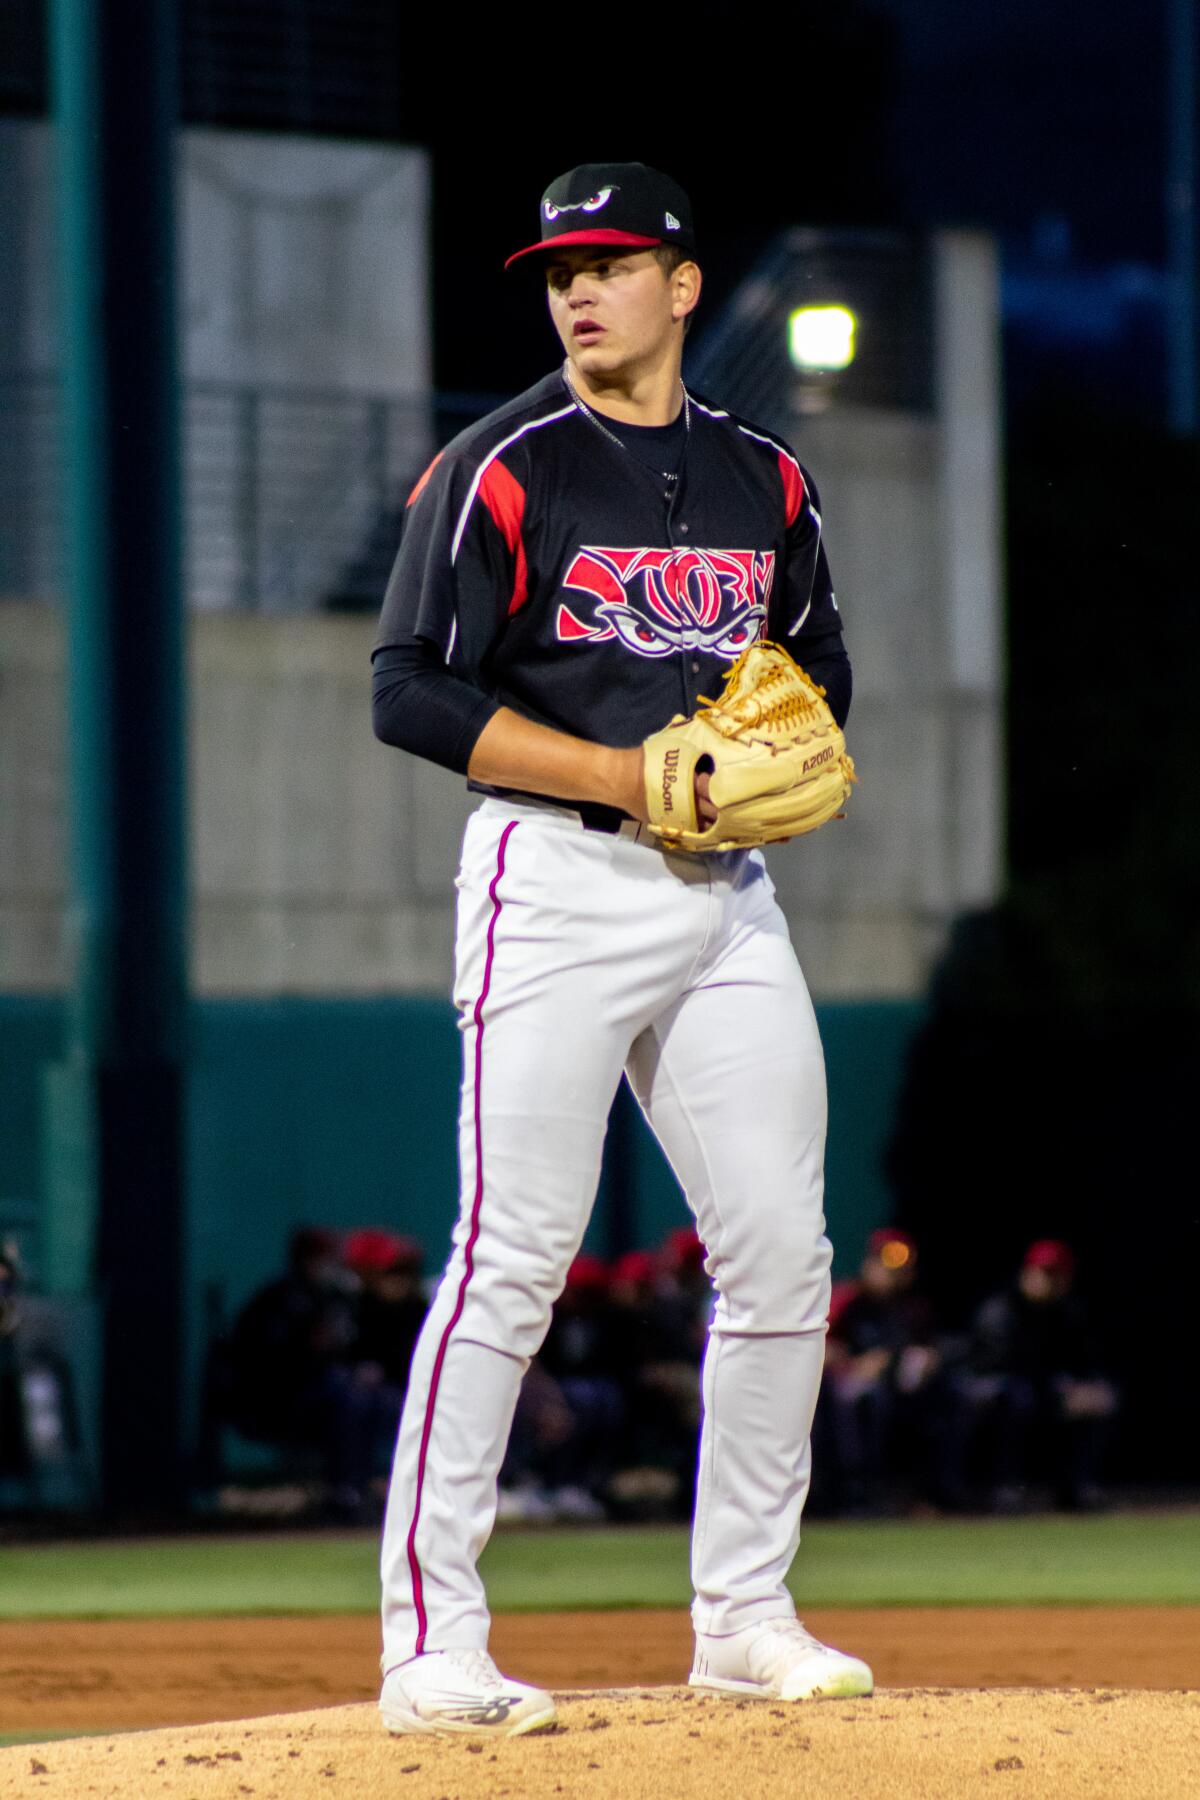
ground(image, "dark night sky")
xmin=406 ymin=3 xmax=901 ymax=394
xmin=4 ymin=1 xmax=1173 ymax=393
xmin=881 ymin=0 xmax=1166 ymax=262
xmin=403 ymin=0 xmax=1171 ymax=396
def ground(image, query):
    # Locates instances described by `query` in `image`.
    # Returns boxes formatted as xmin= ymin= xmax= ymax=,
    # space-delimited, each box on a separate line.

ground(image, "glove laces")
xmin=698 ymin=640 xmax=828 ymax=738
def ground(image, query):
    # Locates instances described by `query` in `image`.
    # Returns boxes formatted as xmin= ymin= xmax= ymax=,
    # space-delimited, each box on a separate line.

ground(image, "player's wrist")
xmin=600 ymin=744 xmax=648 ymax=821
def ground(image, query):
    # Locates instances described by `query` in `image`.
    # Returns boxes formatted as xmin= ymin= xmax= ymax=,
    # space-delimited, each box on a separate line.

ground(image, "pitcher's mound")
xmin=3 ymin=1686 xmax=1197 ymax=1799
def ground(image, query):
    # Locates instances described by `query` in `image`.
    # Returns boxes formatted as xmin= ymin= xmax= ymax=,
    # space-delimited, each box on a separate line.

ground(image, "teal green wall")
xmin=822 ymin=1000 xmax=926 ymax=1269
xmin=2 ymin=991 xmax=922 ymax=1355
xmin=0 ymin=996 xmax=63 ymax=1244
xmin=188 ymin=997 xmax=466 ymax=1325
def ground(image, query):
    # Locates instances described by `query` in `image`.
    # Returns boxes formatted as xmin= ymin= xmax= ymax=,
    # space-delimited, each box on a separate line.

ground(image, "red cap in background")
xmin=613 ymin=1249 xmax=658 ymax=1288
xmin=663 ymin=1226 xmax=706 ymax=1272
xmin=564 ymin=1253 xmax=611 ymax=1294
xmin=1022 ymin=1238 xmax=1075 ymax=1279
xmin=343 ymin=1228 xmax=423 ymax=1274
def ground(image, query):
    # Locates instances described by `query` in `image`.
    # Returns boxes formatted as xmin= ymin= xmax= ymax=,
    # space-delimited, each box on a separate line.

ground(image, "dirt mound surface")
xmin=1 ymin=1607 xmax=1197 ymax=1737
xmin=3 ymin=1686 xmax=1198 ymax=1800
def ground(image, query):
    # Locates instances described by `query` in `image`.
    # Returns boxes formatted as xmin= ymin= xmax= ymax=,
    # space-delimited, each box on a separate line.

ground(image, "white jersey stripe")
xmin=689 ymin=395 xmax=817 ymax=637
xmin=449 ymin=404 xmax=576 ymax=566
xmin=687 ymin=396 xmax=805 ymax=481
xmin=734 ymin=421 xmax=805 ymax=481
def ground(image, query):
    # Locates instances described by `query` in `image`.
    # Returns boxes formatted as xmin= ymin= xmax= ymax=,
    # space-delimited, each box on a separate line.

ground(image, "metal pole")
xmin=48 ymin=0 xmax=188 ymax=1514
xmin=236 ymin=387 xmax=260 ymax=609
xmin=1167 ymin=0 xmax=1198 ymax=435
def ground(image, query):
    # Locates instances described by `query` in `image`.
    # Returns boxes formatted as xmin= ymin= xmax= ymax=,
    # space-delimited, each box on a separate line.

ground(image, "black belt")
xmin=468 ymin=782 xmax=628 ymax=834
xmin=574 ymin=802 xmax=626 ymax=834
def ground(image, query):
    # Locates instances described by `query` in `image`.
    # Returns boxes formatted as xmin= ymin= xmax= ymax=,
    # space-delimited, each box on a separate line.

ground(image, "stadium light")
xmin=788 ymin=304 xmax=857 ymax=371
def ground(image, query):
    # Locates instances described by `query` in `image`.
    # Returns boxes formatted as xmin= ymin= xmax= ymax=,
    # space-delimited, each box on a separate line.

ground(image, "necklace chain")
xmin=563 ymin=364 xmax=690 ymax=458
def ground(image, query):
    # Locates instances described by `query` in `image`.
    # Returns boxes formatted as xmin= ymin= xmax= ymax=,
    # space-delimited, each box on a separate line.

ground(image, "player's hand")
xmin=612 ymin=747 xmax=716 ymax=826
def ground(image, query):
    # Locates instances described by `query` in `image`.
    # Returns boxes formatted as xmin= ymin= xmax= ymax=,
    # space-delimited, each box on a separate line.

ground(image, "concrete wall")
xmin=181 ymin=130 xmax=429 ymax=395
xmin=763 ymin=408 xmax=950 ymax=996
xmin=0 ymin=602 xmax=469 ymax=998
xmin=1 ymin=208 xmax=1000 ymax=1004
xmin=5 ymin=597 xmax=959 ymax=1003
xmin=0 ymin=121 xmax=431 ymax=611
xmin=725 ymin=234 xmax=1005 ymax=992
xmin=0 ymin=119 xmax=430 ymax=394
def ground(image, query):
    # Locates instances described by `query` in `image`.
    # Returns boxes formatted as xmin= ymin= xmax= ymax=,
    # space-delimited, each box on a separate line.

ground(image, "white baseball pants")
xmin=380 ymin=796 xmax=833 ymax=1671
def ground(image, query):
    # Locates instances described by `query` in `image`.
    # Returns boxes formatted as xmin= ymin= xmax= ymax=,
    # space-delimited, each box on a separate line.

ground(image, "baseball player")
xmin=371 ymin=162 xmax=873 ymax=1737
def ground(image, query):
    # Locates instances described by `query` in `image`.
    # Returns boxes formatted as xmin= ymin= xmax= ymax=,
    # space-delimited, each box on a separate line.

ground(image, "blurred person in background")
xmin=655 ymin=1225 xmax=714 ymax=1359
xmin=823 ymin=1228 xmax=966 ymax=1515
xmin=495 ymin=1358 xmax=577 ymax=1523
xmin=535 ymin=1252 xmax=622 ymax=1520
xmin=499 ymin=1254 xmax=618 ymax=1522
xmin=0 ymin=1242 xmax=80 ymax=1486
xmin=0 ymin=1242 xmax=28 ymax=1479
xmin=963 ymin=1239 xmax=1119 ymax=1512
xmin=223 ymin=1226 xmax=401 ymax=1520
xmin=344 ymin=1229 xmax=429 ymax=1395
xmin=606 ymin=1244 xmax=704 ymax=1519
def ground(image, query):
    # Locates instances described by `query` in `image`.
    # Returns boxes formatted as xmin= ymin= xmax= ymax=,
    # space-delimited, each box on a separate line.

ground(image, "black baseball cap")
xmin=505 ymin=162 xmax=696 ymax=270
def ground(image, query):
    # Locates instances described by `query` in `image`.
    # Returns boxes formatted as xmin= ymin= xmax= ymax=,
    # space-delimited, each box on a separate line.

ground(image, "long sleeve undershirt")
xmin=370 ymin=632 xmax=853 ymax=779
xmin=371 ymin=638 xmax=500 ymax=776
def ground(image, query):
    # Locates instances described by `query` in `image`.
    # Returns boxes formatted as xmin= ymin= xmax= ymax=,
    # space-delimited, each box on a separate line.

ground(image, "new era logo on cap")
xmin=506 ymin=162 xmax=696 ymax=269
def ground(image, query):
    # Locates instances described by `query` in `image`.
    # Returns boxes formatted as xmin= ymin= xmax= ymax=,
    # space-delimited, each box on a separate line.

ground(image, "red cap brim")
xmin=504 ymin=229 xmax=663 ymax=270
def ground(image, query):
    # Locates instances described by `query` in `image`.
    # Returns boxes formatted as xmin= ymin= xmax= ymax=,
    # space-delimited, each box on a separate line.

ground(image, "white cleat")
xmin=690 ymin=1617 xmax=874 ymax=1701
xmin=380 ymin=1647 xmax=557 ymax=1738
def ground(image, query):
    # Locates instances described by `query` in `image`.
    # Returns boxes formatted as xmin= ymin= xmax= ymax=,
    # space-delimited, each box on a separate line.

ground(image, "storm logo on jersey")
xmin=556 ymin=547 xmax=774 ymax=660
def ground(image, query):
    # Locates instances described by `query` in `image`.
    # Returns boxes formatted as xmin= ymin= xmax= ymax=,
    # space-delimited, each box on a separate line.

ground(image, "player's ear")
xmin=671 ymin=259 xmax=702 ymax=325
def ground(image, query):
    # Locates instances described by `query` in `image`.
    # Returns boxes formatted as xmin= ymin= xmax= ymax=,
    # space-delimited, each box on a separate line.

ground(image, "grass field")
xmin=0 ymin=1509 xmax=1197 ymax=1619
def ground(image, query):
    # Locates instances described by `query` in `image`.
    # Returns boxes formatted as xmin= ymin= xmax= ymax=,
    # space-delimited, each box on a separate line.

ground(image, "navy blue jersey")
xmin=375 ymin=369 xmax=849 ymax=754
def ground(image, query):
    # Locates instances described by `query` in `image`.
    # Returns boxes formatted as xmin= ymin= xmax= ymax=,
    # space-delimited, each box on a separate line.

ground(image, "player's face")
xmin=544 ymin=248 xmax=695 ymax=381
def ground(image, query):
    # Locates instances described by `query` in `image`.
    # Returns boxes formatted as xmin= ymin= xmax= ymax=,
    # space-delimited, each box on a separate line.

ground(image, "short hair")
xmin=654 ymin=243 xmax=698 ymax=333
xmin=653 ymin=244 xmax=690 ymax=276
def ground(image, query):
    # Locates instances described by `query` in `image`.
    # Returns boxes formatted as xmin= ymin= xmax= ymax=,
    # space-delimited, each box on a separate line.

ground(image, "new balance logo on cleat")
xmin=380 ymin=1649 xmax=558 ymax=1739
xmin=432 ymin=1699 xmax=521 ymax=1725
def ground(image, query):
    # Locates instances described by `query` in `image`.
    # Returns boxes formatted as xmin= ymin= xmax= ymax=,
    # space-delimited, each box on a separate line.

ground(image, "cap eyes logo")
xmin=543 ymin=186 xmax=615 ymax=221
xmin=557 ymin=547 xmax=774 ymax=661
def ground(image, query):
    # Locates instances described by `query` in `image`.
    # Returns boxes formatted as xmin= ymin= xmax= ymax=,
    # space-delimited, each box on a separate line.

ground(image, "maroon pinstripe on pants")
xmin=404 ymin=820 xmax=518 ymax=1654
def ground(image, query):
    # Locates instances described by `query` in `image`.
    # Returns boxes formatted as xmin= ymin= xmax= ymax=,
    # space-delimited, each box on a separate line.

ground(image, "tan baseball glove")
xmin=641 ymin=640 xmax=857 ymax=853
